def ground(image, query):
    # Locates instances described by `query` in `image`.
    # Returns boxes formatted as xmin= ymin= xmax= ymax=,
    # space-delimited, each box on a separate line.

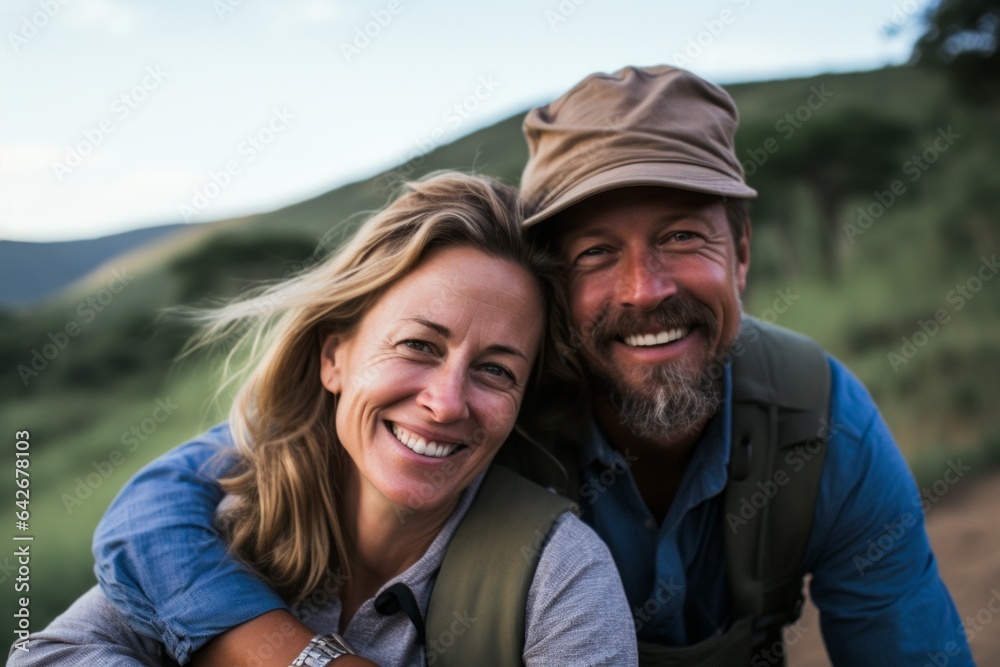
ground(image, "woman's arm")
xmin=193 ymin=610 xmax=378 ymax=667
xmin=92 ymin=424 xmax=290 ymax=664
xmin=93 ymin=425 xmax=380 ymax=667
xmin=522 ymin=513 xmax=639 ymax=666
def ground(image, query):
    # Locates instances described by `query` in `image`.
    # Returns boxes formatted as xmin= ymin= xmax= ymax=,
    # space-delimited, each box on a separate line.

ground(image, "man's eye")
xmin=576 ymin=246 xmax=608 ymax=261
xmin=670 ymin=231 xmax=697 ymax=242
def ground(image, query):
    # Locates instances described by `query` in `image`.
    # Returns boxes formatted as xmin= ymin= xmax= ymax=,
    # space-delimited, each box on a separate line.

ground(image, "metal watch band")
xmin=290 ymin=633 xmax=357 ymax=667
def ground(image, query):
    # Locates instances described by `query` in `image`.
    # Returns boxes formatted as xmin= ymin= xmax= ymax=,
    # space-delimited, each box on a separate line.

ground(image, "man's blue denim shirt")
xmin=576 ymin=360 xmax=734 ymax=647
xmin=577 ymin=358 xmax=972 ymax=663
xmin=94 ymin=356 xmax=974 ymax=665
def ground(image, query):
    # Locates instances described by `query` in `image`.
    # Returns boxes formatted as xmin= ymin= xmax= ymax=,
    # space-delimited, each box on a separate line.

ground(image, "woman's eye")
xmin=480 ymin=363 xmax=515 ymax=382
xmin=400 ymin=340 xmax=433 ymax=354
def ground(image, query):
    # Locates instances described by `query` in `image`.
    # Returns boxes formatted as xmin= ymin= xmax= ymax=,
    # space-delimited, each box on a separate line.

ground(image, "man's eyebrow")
xmin=560 ymin=229 xmax=612 ymax=248
xmin=661 ymin=209 xmax=713 ymax=223
xmin=563 ymin=211 xmax=709 ymax=243
xmin=407 ymin=318 xmax=529 ymax=361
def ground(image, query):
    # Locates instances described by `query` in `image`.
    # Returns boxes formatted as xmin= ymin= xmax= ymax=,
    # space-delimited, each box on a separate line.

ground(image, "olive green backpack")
xmin=425 ymin=318 xmax=831 ymax=667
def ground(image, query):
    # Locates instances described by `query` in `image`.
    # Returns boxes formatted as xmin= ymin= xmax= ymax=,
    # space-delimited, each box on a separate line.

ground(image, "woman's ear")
xmin=320 ymin=333 xmax=343 ymax=394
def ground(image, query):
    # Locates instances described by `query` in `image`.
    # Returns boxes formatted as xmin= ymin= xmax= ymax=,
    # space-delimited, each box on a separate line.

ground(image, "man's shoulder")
xmin=9 ymin=586 xmax=173 ymax=666
xmin=731 ymin=319 xmax=878 ymax=439
xmin=730 ymin=318 xmax=829 ymax=410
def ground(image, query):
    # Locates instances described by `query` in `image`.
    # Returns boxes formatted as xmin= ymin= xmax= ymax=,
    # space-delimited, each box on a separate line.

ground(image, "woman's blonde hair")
xmin=189 ymin=172 xmax=575 ymax=602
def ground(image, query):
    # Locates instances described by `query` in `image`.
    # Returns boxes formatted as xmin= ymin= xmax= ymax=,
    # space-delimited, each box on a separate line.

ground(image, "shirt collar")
xmin=579 ymin=363 xmax=734 ymax=516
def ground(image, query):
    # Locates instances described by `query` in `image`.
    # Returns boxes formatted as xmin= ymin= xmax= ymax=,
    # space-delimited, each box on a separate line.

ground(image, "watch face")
xmin=292 ymin=634 xmax=355 ymax=667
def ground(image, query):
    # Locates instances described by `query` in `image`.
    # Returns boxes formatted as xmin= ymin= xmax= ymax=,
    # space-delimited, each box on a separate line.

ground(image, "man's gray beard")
xmin=605 ymin=360 xmax=723 ymax=441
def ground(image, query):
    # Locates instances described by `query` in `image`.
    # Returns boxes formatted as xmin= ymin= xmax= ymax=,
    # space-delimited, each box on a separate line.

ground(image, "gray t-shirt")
xmin=10 ymin=479 xmax=638 ymax=666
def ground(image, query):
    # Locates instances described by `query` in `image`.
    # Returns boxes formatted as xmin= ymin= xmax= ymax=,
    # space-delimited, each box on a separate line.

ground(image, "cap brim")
xmin=522 ymin=162 xmax=757 ymax=228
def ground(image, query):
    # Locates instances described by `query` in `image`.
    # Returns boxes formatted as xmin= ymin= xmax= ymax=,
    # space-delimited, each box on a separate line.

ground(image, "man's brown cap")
xmin=520 ymin=65 xmax=757 ymax=228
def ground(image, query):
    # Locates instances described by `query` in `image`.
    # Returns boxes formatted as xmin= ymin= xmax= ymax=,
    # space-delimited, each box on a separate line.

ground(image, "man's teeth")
xmin=623 ymin=328 xmax=689 ymax=347
xmin=391 ymin=423 xmax=460 ymax=458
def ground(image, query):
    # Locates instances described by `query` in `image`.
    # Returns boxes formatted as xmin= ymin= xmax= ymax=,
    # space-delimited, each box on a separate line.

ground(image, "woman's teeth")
xmin=391 ymin=423 xmax=460 ymax=458
xmin=623 ymin=327 xmax=689 ymax=347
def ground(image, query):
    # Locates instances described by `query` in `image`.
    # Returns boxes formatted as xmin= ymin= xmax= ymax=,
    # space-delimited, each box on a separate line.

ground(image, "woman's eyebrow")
xmin=483 ymin=344 xmax=528 ymax=361
xmin=407 ymin=318 xmax=529 ymax=360
xmin=406 ymin=317 xmax=452 ymax=338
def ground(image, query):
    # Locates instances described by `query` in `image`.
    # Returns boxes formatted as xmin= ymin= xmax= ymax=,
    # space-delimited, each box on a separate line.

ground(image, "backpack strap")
xmin=724 ymin=317 xmax=831 ymax=658
xmin=425 ymin=464 xmax=577 ymax=667
xmin=493 ymin=423 xmax=579 ymax=501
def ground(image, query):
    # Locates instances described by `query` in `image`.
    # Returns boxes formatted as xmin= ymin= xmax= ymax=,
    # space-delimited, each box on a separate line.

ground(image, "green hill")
xmin=2 ymin=64 xmax=998 ymax=644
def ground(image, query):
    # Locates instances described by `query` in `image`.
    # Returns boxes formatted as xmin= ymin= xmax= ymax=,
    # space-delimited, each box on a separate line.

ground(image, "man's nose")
xmin=417 ymin=365 xmax=470 ymax=423
xmin=617 ymin=249 xmax=676 ymax=310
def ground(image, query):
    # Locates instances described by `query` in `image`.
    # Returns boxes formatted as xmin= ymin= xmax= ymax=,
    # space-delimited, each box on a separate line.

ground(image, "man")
xmin=511 ymin=65 xmax=974 ymax=664
xmin=89 ymin=66 xmax=972 ymax=665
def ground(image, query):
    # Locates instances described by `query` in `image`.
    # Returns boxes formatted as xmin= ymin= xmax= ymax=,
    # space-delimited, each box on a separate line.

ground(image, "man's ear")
xmin=735 ymin=220 xmax=751 ymax=293
xmin=320 ymin=333 xmax=343 ymax=394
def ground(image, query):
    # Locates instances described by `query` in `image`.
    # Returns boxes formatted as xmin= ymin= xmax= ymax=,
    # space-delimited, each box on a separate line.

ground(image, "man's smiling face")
xmin=555 ymin=186 xmax=751 ymax=440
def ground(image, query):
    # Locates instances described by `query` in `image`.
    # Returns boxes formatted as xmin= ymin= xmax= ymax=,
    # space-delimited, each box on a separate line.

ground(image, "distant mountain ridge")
xmin=0 ymin=223 xmax=200 ymax=307
xmin=0 ymin=111 xmax=527 ymax=311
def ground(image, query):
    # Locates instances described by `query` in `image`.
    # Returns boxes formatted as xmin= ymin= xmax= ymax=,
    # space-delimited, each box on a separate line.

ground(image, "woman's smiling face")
xmin=321 ymin=245 xmax=545 ymax=515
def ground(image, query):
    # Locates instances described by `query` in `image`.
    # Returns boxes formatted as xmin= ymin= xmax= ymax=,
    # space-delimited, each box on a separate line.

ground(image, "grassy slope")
xmin=731 ymin=68 xmax=1000 ymax=470
xmin=1 ymin=65 xmax=998 ymax=638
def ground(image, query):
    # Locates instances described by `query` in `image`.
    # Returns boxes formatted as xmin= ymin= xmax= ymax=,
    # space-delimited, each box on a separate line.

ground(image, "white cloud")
xmin=1 ymin=143 xmax=201 ymax=240
xmin=241 ymin=0 xmax=345 ymax=35
xmin=294 ymin=0 xmax=342 ymax=23
xmin=0 ymin=141 xmax=62 ymax=172
xmin=61 ymin=0 xmax=145 ymax=37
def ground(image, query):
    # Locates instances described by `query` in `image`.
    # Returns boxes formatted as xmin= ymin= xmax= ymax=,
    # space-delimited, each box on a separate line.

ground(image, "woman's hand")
xmin=192 ymin=609 xmax=379 ymax=666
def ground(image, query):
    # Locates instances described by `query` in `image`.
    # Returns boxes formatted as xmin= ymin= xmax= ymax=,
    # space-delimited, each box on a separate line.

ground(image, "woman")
xmin=10 ymin=173 xmax=636 ymax=667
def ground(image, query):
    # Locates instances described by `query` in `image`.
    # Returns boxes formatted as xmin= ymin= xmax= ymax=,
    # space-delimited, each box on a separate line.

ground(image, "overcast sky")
xmin=1 ymin=0 xmax=931 ymax=242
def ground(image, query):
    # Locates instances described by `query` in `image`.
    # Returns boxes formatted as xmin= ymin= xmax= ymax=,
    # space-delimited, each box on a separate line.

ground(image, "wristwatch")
xmin=289 ymin=633 xmax=357 ymax=666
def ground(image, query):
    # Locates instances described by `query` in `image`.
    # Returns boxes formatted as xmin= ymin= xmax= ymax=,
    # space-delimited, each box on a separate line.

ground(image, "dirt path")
xmin=787 ymin=468 xmax=1000 ymax=665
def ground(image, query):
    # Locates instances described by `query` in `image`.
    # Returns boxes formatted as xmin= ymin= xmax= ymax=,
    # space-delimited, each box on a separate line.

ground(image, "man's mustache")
xmin=587 ymin=297 xmax=720 ymax=353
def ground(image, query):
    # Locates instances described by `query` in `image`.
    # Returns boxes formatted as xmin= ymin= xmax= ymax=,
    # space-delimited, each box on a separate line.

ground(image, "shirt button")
xmin=644 ymin=518 xmax=656 ymax=531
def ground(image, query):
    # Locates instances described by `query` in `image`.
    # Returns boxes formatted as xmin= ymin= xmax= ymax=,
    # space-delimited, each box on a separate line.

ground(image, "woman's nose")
xmin=416 ymin=365 xmax=470 ymax=423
